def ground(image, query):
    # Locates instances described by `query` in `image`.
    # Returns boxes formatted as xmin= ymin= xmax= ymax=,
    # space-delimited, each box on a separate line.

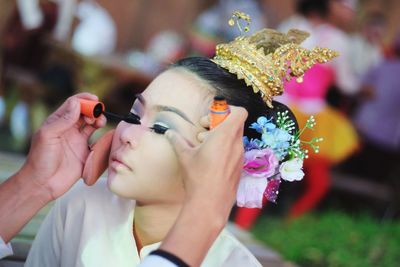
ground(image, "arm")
xmin=158 ymin=106 xmax=248 ymax=266
xmin=0 ymin=93 xmax=106 ymax=243
xmin=0 ymin=169 xmax=52 ymax=243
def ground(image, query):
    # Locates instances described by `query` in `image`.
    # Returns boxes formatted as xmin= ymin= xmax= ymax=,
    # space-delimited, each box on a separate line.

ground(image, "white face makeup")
xmin=107 ymin=69 xmax=213 ymax=205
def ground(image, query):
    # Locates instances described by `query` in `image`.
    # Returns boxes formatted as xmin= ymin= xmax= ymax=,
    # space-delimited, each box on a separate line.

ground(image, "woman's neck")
xmin=133 ymin=202 xmax=182 ymax=249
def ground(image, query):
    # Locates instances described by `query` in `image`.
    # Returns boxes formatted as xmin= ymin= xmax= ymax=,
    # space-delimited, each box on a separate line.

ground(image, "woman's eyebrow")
xmin=135 ymin=94 xmax=195 ymax=125
xmin=155 ymin=105 xmax=195 ymax=125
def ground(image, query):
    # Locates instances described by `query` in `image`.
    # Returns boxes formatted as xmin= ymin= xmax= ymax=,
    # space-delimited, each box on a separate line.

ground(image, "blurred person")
xmin=0 ymin=0 xmax=58 ymax=141
xmin=127 ymin=30 xmax=187 ymax=76
xmin=71 ymin=0 xmax=116 ymax=56
xmin=349 ymin=11 xmax=386 ymax=84
xmin=189 ymin=0 xmax=266 ymax=57
xmin=234 ymin=0 xmax=361 ymax=228
xmin=339 ymin=31 xmax=400 ymax=183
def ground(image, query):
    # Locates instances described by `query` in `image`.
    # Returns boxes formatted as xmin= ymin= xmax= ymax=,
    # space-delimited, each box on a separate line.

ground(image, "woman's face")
xmin=107 ymin=69 xmax=213 ymax=205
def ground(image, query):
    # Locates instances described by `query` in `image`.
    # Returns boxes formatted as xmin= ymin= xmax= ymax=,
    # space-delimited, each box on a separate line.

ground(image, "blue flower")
xmin=261 ymin=128 xmax=292 ymax=159
xmin=243 ymin=136 xmax=263 ymax=151
xmin=250 ymin=116 xmax=276 ymax=133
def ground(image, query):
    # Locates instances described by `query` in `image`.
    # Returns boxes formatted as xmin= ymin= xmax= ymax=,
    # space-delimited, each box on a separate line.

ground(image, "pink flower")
xmin=243 ymin=148 xmax=279 ymax=178
xmin=236 ymin=172 xmax=268 ymax=208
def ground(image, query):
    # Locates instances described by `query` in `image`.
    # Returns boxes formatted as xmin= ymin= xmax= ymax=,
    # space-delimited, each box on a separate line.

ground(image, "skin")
xmin=108 ymin=68 xmax=217 ymax=248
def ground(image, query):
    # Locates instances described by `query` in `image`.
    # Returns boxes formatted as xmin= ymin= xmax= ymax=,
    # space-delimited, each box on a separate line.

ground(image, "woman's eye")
xmin=150 ymin=123 xmax=169 ymax=135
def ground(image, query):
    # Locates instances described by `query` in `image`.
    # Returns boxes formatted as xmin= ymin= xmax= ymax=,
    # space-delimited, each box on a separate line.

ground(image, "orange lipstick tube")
xmin=210 ymin=96 xmax=230 ymax=129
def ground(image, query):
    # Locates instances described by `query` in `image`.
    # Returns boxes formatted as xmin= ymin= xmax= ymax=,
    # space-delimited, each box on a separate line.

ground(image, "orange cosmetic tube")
xmin=210 ymin=96 xmax=230 ymax=129
xmin=80 ymin=99 xmax=105 ymax=119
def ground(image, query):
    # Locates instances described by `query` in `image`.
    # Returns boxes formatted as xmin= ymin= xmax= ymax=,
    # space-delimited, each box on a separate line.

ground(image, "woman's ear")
xmin=82 ymin=130 xmax=115 ymax=185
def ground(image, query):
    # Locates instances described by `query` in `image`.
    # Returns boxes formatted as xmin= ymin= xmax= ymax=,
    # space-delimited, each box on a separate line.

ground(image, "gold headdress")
xmin=212 ymin=12 xmax=338 ymax=108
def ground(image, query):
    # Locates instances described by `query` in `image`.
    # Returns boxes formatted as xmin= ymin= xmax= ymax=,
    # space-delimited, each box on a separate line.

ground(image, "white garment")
xmin=25 ymin=180 xmax=262 ymax=267
xmin=139 ymin=256 xmax=179 ymax=267
xmin=1 ymin=236 xmax=177 ymax=267
xmin=0 ymin=236 xmax=13 ymax=259
xmin=348 ymin=34 xmax=383 ymax=80
xmin=278 ymin=15 xmax=361 ymax=95
xmin=71 ymin=0 xmax=116 ymax=56
xmin=16 ymin=0 xmax=44 ymax=30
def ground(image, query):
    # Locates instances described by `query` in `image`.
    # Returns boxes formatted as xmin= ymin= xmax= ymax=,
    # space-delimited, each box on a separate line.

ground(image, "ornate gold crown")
xmin=212 ymin=25 xmax=338 ymax=108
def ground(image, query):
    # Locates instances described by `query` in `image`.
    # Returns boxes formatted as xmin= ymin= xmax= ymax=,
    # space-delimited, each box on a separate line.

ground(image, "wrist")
xmin=0 ymin=167 xmax=53 ymax=242
xmin=160 ymin=197 xmax=226 ymax=266
xmin=15 ymin=164 xmax=53 ymax=204
xmin=182 ymin=196 xmax=226 ymax=232
xmin=184 ymin=195 xmax=229 ymax=230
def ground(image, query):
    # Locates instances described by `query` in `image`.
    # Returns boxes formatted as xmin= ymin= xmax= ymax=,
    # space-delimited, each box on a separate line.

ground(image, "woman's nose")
xmin=119 ymin=122 xmax=147 ymax=148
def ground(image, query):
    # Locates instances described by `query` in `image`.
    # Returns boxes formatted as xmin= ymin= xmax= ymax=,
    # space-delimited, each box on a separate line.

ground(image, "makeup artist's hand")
xmin=161 ymin=106 xmax=247 ymax=266
xmin=20 ymin=93 xmax=106 ymax=200
xmin=166 ymin=105 xmax=247 ymax=222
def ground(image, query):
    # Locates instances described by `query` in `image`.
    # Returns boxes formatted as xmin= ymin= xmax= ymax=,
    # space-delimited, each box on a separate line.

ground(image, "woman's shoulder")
xmin=202 ymin=228 xmax=262 ymax=267
xmin=58 ymin=179 xmax=110 ymax=206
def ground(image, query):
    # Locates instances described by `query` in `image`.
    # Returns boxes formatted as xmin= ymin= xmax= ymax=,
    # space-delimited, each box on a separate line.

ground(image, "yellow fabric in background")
xmin=291 ymin=105 xmax=359 ymax=164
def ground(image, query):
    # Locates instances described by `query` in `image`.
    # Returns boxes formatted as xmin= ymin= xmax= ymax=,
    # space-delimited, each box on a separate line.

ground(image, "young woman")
xmin=25 ymin=57 xmax=278 ymax=267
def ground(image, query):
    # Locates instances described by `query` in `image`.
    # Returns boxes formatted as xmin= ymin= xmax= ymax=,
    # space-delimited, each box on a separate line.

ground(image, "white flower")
xmin=279 ymin=158 xmax=304 ymax=182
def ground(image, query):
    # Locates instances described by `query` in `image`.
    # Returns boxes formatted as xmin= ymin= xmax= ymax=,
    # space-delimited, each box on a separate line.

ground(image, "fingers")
xmin=43 ymin=97 xmax=81 ymax=135
xmin=74 ymin=92 xmax=99 ymax=101
xmin=43 ymin=93 xmax=102 ymax=136
xmin=206 ymin=106 xmax=247 ymax=146
xmin=197 ymin=131 xmax=209 ymax=143
xmin=218 ymin=106 xmax=248 ymax=130
xmin=80 ymin=115 xmax=107 ymax=138
xmin=165 ymin=130 xmax=193 ymax=160
xmin=199 ymin=115 xmax=210 ymax=129
xmin=94 ymin=114 xmax=107 ymax=128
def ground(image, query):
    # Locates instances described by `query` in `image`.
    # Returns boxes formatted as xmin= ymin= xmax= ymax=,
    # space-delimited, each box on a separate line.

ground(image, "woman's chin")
xmin=106 ymin=172 xmax=118 ymax=192
xmin=107 ymin=173 xmax=134 ymax=199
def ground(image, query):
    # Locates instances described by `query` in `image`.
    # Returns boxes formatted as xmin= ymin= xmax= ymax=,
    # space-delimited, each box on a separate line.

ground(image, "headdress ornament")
xmin=212 ymin=12 xmax=338 ymax=107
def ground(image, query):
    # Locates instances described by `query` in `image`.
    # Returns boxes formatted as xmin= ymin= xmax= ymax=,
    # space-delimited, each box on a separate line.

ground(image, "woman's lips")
xmin=110 ymin=155 xmax=132 ymax=171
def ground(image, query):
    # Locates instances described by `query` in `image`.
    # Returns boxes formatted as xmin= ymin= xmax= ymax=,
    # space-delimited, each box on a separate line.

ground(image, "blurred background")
xmin=0 ymin=0 xmax=399 ymax=266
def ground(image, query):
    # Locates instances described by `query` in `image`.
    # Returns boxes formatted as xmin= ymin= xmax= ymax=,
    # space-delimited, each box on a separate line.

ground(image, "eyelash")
xmin=129 ymin=112 xmax=169 ymax=135
xmin=149 ymin=124 xmax=169 ymax=135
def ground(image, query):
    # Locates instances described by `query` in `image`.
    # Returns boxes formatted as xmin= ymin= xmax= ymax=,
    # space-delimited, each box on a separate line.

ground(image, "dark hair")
xmin=296 ymin=0 xmax=330 ymax=17
xmin=170 ymin=57 xmax=298 ymax=139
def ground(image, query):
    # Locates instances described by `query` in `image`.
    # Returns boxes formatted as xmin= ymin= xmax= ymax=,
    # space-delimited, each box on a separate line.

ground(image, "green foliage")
xmin=251 ymin=211 xmax=400 ymax=267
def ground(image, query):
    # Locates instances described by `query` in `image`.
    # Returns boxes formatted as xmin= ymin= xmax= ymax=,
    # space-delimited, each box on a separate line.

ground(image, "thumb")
xmin=44 ymin=98 xmax=80 ymax=135
xmin=165 ymin=130 xmax=193 ymax=159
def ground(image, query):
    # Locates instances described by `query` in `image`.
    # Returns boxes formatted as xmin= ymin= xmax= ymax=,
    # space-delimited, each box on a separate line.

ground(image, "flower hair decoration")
xmin=211 ymin=12 xmax=333 ymax=208
xmin=237 ymin=112 xmax=322 ymax=208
